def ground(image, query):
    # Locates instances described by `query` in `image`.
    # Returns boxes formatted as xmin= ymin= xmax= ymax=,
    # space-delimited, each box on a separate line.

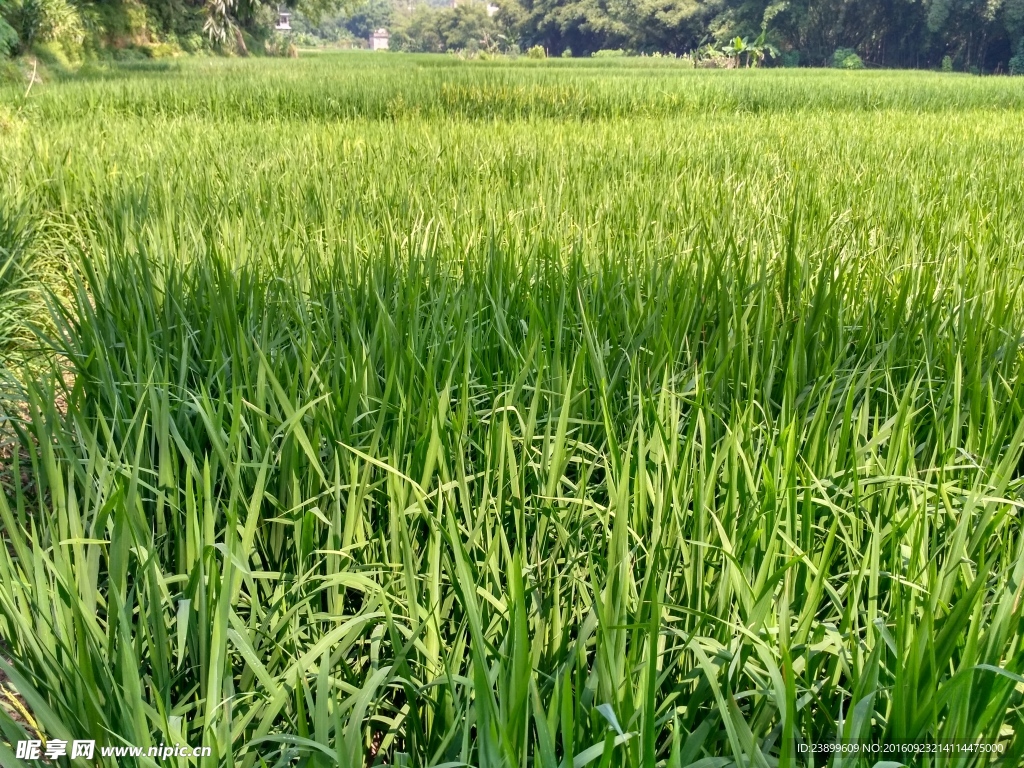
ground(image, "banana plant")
xmin=749 ymin=29 xmax=779 ymax=68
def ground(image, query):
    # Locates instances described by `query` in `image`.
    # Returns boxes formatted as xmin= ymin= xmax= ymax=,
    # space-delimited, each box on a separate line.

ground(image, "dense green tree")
xmin=390 ymin=4 xmax=444 ymax=50
xmin=0 ymin=0 xmax=352 ymax=56
xmin=437 ymin=2 xmax=493 ymax=49
xmin=344 ymin=0 xmax=391 ymax=39
xmin=489 ymin=0 xmax=1024 ymax=68
xmin=390 ymin=1 xmax=497 ymax=51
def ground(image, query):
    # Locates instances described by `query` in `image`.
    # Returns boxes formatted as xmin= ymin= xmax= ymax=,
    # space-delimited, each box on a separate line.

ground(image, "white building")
xmin=275 ymin=8 xmax=291 ymax=31
xmin=370 ymin=28 xmax=390 ymax=51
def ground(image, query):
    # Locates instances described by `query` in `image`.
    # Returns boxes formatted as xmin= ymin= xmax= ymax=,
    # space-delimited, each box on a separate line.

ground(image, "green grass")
xmin=2 ymin=54 xmax=1024 ymax=767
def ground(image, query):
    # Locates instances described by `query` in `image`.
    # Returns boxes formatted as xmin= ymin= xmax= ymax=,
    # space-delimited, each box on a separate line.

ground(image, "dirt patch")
xmin=0 ymin=660 xmax=40 ymax=739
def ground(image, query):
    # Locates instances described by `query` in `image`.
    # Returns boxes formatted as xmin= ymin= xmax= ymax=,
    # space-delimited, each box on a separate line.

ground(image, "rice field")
xmin=2 ymin=54 xmax=1024 ymax=767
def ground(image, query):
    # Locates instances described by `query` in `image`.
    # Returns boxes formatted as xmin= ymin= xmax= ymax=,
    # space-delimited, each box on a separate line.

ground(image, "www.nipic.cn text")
xmin=15 ymin=739 xmax=212 ymax=760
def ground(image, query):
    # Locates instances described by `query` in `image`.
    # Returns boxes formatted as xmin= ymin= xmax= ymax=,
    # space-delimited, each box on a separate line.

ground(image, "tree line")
xmin=0 ymin=0 xmax=340 ymax=60
xmin=3 ymin=0 xmax=1024 ymax=72
xmin=502 ymin=0 xmax=1024 ymax=70
xmin=320 ymin=0 xmax=1024 ymax=71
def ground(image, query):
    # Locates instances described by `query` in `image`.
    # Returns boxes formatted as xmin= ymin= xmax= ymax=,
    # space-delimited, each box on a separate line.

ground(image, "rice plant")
xmin=1 ymin=54 xmax=1024 ymax=767
xmin=0 ymin=202 xmax=36 ymax=363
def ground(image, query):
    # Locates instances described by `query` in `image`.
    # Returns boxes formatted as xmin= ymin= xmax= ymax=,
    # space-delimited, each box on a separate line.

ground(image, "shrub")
xmin=526 ymin=44 xmax=545 ymax=59
xmin=240 ymin=30 xmax=259 ymax=55
xmin=561 ymin=47 xmax=572 ymax=58
xmin=1010 ymin=41 xmax=1024 ymax=75
xmin=832 ymin=47 xmax=863 ymax=69
xmin=0 ymin=16 xmax=19 ymax=57
xmin=11 ymin=0 xmax=84 ymax=55
xmin=592 ymin=48 xmax=626 ymax=58
xmin=696 ymin=47 xmax=728 ymax=68
xmin=941 ymin=54 xmax=953 ymax=72
xmin=264 ymin=33 xmax=287 ymax=57
xmin=31 ymin=40 xmax=73 ymax=71
xmin=782 ymin=50 xmax=800 ymax=68
xmin=0 ymin=59 xmax=22 ymax=84
xmin=261 ymin=33 xmax=299 ymax=58
xmin=181 ymin=32 xmax=205 ymax=54
xmin=112 ymin=46 xmax=147 ymax=62
xmin=140 ymin=42 xmax=180 ymax=59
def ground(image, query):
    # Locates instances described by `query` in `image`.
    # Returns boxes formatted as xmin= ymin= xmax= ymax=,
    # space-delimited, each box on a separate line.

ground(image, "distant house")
xmin=370 ymin=28 xmax=390 ymax=51
xmin=486 ymin=3 xmax=498 ymax=16
xmin=275 ymin=8 xmax=291 ymax=31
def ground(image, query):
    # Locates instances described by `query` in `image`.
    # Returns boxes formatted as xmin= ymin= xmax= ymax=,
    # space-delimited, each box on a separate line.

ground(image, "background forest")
xmin=4 ymin=0 xmax=1024 ymax=71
